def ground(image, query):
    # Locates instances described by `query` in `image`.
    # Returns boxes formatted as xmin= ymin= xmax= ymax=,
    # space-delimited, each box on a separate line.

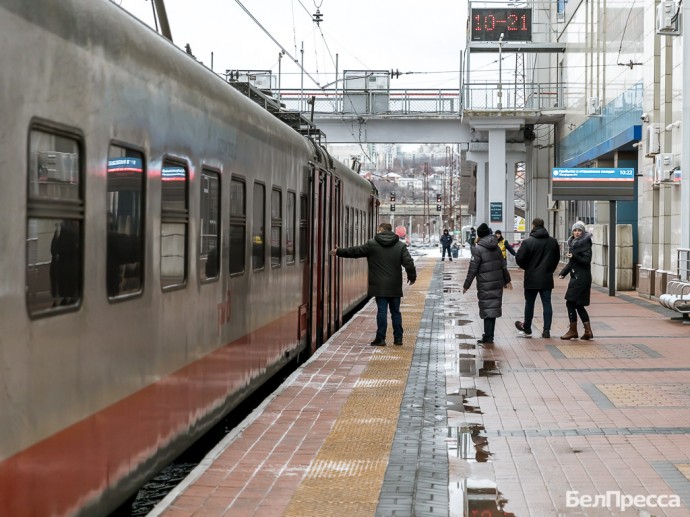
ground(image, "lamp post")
xmin=497 ymin=32 xmax=504 ymax=109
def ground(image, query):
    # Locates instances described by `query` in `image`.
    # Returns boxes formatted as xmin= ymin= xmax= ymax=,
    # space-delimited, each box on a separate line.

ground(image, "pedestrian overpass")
xmin=229 ymin=72 xmax=565 ymax=233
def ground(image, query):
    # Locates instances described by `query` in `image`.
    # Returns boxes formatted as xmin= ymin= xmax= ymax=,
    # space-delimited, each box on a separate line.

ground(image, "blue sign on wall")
xmin=552 ymin=167 xmax=635 ymax=200
xmin=490 ymin=201 xmax=503 ymax=222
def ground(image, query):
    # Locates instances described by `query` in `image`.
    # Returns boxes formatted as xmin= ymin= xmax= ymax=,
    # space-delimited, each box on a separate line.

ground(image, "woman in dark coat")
xmin=558 ymin=221 xmax=593 ymax=340
xmin=463 ymin=223 xmax=512 ymax=344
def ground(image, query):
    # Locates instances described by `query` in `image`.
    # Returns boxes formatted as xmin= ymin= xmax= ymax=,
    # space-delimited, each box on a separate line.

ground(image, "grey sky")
xmin=115 ymin=0 xmax=471 ymax=89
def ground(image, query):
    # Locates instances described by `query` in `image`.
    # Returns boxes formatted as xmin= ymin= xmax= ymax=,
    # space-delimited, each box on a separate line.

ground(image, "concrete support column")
xmin=525 ymin=145 xmax=552 ymax=235
xmin=488 ymin=128 xmax=507 ymax=227
xmin=505 ymin=160 xmax=518 ymax=238
xmin=475 ymin=159 xmax=488 ymax=223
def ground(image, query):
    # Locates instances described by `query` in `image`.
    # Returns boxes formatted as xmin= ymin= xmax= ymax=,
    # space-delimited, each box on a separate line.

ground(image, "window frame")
xmin=270 ymin=186 xmax=282 ymax=269
xmin=160 ymin=156 xmax=189 ymax=291
xmin=252 ymin=181 xmax=266 ymax=272
xmin=199 ymin=167 xmax=221 ymax=283
xmin=229 ymin=176 xmax=247 ymax=276
xmin=26 ymin=121 xmax=85 ymax=318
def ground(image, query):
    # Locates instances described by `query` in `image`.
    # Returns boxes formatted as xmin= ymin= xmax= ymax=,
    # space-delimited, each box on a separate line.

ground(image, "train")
xmin=0 ymin=0 xmax=379 ymax=515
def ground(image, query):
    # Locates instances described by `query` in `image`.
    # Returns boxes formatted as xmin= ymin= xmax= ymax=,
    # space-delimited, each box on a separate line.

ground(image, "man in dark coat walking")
xmin=463 ymin=223 xmax=512 ymax=344
xmin=514 ymin=217 xmax=561 ymax=338
xmin=331 ymin=223 xmax=417 ymax=346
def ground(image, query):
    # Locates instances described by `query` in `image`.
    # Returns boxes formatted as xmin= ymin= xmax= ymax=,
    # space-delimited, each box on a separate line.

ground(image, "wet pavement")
xmin=443 ymin=249 xmax=690 ymax=516
xmin=152 ymin=250 xmax=690 ymax=516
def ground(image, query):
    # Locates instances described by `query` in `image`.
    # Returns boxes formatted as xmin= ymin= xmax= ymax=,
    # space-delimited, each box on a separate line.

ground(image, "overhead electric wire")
xmin=234 ymin=0 xmax=323 ymax=87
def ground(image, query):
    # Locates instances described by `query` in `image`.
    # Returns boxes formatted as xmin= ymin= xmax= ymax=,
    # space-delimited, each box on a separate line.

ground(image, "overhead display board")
xmin=552 ymin=167 xmax=635 ymax=200
xmin=471 ymin=8 xmax=532 ymax=42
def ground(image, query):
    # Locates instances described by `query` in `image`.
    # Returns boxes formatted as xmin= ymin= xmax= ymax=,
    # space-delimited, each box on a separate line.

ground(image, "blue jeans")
xmin=523 ymin=289 xmax=553 ymax=332
xmin=375 ymin=296 xmax=402 ymax=342
xmin=442 ymin=246 xmax=452 ymax=259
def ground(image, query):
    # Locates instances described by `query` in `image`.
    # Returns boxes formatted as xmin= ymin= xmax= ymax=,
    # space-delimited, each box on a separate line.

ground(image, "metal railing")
xmin=254 ymin=84 xmax=564 ymax=116
xmin=677 ymin=248 xmax=690 ymax=282
xmin=462 ymin=82 xmax=564 ymax=111
xmin=276 ymin=89 xmax=462 ymax=115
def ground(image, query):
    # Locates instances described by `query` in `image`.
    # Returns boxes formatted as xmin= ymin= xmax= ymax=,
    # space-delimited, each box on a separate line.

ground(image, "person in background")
xmin=494 ymin=230 xmax=516 ymax=264
xmin=440 ymin=228 xmax=453 ymax=261
xmin=514 ymin=217 xmax=561 ymax=339
xmin=558 ymin=221 xmax=594 ymax=340
xmin=330 ymin=223 xmax=417 ymax=346
xmin=462 ymin=223 xmax=512 ymax=345
xmin=469 ymin=227 xmax=477 ymax=249
xmin=50 ymin=219 xmax=80 ymax=306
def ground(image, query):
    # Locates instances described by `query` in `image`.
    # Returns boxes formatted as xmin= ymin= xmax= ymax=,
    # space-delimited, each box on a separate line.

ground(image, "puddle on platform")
xmin=449 ymin=478 xmax=515 ymax=517
xmin=455 ymin=333 xmax=474 ymax=340
xmin=455 ymin=319 xmax=473 ymax=326
xmin=457 ymin=387 xmax=487 ymax=398
xmin=458 ymin=352 xmax=480 ymax=376
xmin=446 ymin=424 xmax=491 ymax=462
xmin=446 ymin=394 xmax=482 ymax=414
xmin=447 ymin=312 xmax=469 ymax=317
xmin=443 ymin=288 xmax=461 ymax=293
xmin=479 ymin=360 xmax=500 ymax=376
xmin=447 ymin=425 xmax=517 ymax=516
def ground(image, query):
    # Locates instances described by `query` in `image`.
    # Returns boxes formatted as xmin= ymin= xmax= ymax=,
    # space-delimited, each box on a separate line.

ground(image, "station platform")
xmin=151 ymin=252 xmax=690 ymax=517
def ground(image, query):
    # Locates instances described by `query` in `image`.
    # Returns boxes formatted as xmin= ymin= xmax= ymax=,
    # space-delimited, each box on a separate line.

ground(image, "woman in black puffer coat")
xmin=463 ymin=223 xmax=512 ymax=344
xmin=558 ymin=221 xmax=594 ymax=340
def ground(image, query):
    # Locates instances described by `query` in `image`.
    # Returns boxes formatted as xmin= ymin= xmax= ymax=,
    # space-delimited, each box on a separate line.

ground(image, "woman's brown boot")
xmin=581 ymin=321 xmax=594 ymax=340
xmin=560 ymin=322 xmax=578 ymax=340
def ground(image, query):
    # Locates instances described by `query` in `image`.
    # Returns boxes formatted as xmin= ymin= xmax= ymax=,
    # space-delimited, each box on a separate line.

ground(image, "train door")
xmin=308 ymin=167 xmax=328 ymax=353
xmin=330 ymin=178 xmax=342 ymax=331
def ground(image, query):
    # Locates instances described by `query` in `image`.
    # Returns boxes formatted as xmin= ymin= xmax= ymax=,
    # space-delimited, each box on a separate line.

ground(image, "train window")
xmin=161 ymin=159 xmax=188 ymax=289
xmin=200 ymin=169 xmax=220 ymax=281
xmin=286 ymin=191 xmax=296 ymax=264
xmin=344 ymin=206 xmax=349 ymax=247
xmin=271 ymin=188 xmax=282 ymax=268
xmin=360 ymin=210 xmax=364 ymax=243
xmin=252 ymin=182 xmax=265 ymax=270
xmin=107 ymin=146 xmax=145 ymax=299
xmin=349 ymin=207 xmax=354 ymax=246
xmin=354 ymin=210 xmax=359 ymax=245
xmin=26 ymin=128 xmax=83 ymax=316
xmin=229 ymin=178 xmax=246 ymax=275
xmin=299 ymin=194 xmax=308 ymax=262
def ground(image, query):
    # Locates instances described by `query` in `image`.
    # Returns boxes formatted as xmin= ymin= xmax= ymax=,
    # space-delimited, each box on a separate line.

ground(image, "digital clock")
xmin=471 ymin=8 xmax=532 ymax=42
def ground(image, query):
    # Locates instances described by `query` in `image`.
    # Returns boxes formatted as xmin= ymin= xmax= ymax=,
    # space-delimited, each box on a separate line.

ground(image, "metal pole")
xmin=609 ymin=200 xmax=616 ymax=296
xmin=300 ymin=41 xmax=304 ymax=112
xmin=498 ymin=33 xmax=504 ymax=109
xmin=335 ymin=53 xmax=339 ymax=112
xmin=682 ymin=0 xmax=690 ymax=249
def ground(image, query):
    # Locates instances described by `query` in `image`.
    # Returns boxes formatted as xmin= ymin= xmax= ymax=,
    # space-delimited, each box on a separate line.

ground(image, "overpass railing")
xmin=463 ymin=82 xmax=565 ymax=111
xmin=270 ymin=82 xmax=564 ymax=115
xmin=277 ymin=89 xmax=462 ymax=115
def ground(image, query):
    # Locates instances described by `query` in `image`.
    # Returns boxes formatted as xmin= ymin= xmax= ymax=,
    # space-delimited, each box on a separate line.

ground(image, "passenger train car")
xmin=0 ymin=0 xmax=379 ymax=515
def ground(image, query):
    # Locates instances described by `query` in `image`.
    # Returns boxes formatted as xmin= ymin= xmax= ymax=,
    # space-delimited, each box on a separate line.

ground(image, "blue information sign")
xmin=490 ymin=201 xmax=503 ymax=222
xmin=551 ymin=167 xmax=635 ymax=200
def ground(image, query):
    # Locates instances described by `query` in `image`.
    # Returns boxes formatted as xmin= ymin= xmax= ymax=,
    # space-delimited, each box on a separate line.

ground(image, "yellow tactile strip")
xmin=676 ymin=463 xmax=690 ymax=482
xmin=556 ymin=343 xmax=652 ymax=359
xmin=283 ymin=260 xmax=434 ymax=517
xmin=596 ymin=383 xmax=690 ymax=407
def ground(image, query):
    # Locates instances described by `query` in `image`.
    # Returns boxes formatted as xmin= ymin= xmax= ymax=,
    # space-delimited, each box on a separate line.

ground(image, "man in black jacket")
xmin=440 ymin=229 xmax=453 ymax=261
xmin=515 ymin=217 xmax=561 ymax=338
xmin=331 ymin=223 xmax=417 ymax=346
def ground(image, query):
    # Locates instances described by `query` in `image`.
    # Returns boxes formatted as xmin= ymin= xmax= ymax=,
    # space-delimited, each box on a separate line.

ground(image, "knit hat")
xmin=476 ymin=223 xmax=491 ymax=238
xmin=571 ymin=221 xmax=586 ymax=232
